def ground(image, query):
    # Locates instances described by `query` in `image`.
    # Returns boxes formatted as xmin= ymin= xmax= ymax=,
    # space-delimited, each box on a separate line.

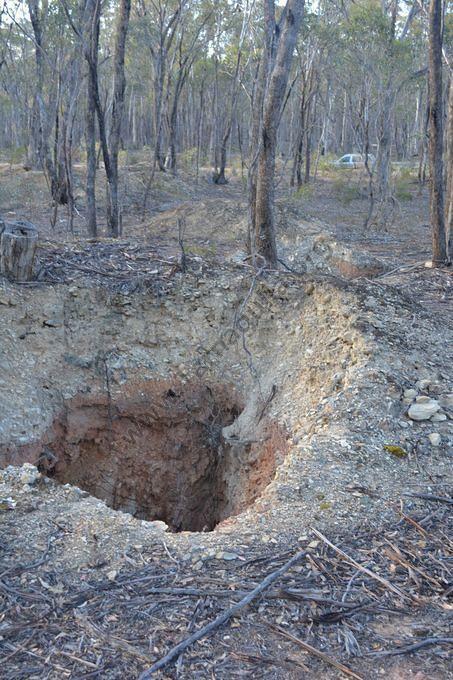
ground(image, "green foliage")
xmin=317 ymin=154 xmax=337 ymax=174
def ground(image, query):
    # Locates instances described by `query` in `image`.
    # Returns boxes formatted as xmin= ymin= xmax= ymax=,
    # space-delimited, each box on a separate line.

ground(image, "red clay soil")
xmin=0 ymin=379 xmax=288 ymax=532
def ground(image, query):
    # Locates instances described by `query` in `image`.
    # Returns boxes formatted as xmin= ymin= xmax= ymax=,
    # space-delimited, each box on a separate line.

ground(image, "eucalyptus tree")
xmin=135 ymin=0 xmax=186 ymax=174
xmin=250 ymin=0 xmax=304 ymax=267
xmin=164 ymin=2 xmax=213 ymax=174
xmin=23 ymin=0 xmax=72 ymax=205
xmin=336 ymin=1 xmax=418 ymax=223
xmin=427 ymin=0 xmax=447 ymax=265
xmin=444 ymin=11 xmax=453 ymax=260
xmin=211 ymin=0 xmax=253 ymax=184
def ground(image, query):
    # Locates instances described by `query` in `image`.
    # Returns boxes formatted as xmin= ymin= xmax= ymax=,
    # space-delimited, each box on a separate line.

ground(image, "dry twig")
xmin=311 ymin=528 xmax=416 ymax=602
xmin=137 ymin=548 xmax=307 ymax=678
xmin=270 ymin=624 xmax=364 ymax=679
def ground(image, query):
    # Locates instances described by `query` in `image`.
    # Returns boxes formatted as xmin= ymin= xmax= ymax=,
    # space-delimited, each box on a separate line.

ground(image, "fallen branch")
xmin=270 ymin=624 xmax=364 ymax=680
xmin=137 ymin=548 xmax=307 ymax=678
xmin=369 ymin=637 xmax=453 ymax=657
xmin=311 ymin=528 xmax=415 ymax=602
xmin=403 ymin=493 xmax=453 ymax=506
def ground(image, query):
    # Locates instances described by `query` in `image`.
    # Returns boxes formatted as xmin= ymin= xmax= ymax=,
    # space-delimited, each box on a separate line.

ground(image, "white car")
xmin=334 ymin=153 xmax=375 ymax=169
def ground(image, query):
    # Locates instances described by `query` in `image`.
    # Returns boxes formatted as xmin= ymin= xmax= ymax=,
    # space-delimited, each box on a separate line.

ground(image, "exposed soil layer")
xmin=15 ymin=380 xmax=287 ymax=532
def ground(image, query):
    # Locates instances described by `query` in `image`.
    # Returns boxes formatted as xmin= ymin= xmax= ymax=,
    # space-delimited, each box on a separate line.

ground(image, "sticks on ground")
xmin=137 ymin=548 xmax=307 ymax=678
xmin=270 ymin=624 xmax=364 ymax=680
xmin=403 ymin=492 xmax=453 ymax=506
xmin=311 ymin=527 xmax=415 ymax=602
xmin=369 ymin=637 xmax=453 ymax=657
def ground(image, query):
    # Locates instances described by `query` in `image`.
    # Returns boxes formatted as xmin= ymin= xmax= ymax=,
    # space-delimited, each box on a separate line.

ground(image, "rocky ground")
xmin=0 ymin=163 xmax=452 ymax=678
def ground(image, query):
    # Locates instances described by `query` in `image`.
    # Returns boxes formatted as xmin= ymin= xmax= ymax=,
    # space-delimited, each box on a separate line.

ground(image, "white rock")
xmin=216 ymin=551 xmax=240 ymax=561
xmin=19 ymin=463 xmax=41 ymax=486
xmin=430 ymin=413 xmax=447 ymax=422
xmin=428 ymin=433 xmax=441 ymax=446
xmin=415 ymin=379 xmax=431 ymax=391
xmin=408 ymin=399 xmax=440 ymax=421
xmin=0 ymin=497 xmax=16 ymax=510
xmin=403 ymin=389 xmax=418 ymax=400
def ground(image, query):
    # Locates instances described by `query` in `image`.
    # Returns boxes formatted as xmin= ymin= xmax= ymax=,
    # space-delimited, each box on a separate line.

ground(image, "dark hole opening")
xmin=28 ymin=380 xmax=285 ymax=532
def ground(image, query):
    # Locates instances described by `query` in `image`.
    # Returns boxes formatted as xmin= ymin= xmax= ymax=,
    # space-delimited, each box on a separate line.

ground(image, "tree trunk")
xmin=153 ymin=54 xmax=167 ymax=173
xmin=0 ymin=220 xmax=38 ymax=282
xmin=214 ymin=47 xmax=242 ymax=185
xmin=84 ymin=0 xmax=99 ymax=238
xmin=28 ymin=0 xmax=68 ymax=205
xmin=445 ymin=75 xmax=453 ymax=260
xmin=375 ymin=84 xmax=396 ymax=203
xmin=195 ymin=79 xmax=205 ymax=184
xmin=252 ymin=0 xmax=304 ymax=266
xmin=108 ymin=0 xmax=131 ymax=237
xmin=428 ymin=0 xmax=447 ymax=265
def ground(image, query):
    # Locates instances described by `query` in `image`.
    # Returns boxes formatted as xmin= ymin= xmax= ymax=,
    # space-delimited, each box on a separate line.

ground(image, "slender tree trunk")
xmin=84 ymin=0 xmax=99 ymax=237
xmin=27 ymin=0 xmax=44 ymax=170
xmin=153 ymin=53 xmax=167 ymax=173
xmin=195 ymin=78 xmax=205 ymax=184
xmin=28 ymin=0 xmax=67 ymax=205
xmin=428 ymin=0 xmax=447 ymax=265
xmin=418 ymin=88 xmax=429 ymax=187
xmin=375 ymin=84 xmax=396 ymax=203
xmin=252 ymin=0 xmax=304 ymax=266
xmin=214 ymin=47 xmax=242 ymax=184
xmin=445 ymin=74 xmax=452 ymax=260
xmin=247 ymin=1 xmax=279 ymax=252
xmin=108 ymin=0 xmax=131 ymax=237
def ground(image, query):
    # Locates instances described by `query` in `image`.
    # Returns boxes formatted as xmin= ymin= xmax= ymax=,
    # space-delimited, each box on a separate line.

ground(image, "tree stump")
xmin=0 ymin=219 xmax=38 ymax=282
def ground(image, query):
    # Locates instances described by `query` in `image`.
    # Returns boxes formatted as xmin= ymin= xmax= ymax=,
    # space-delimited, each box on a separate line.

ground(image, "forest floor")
xmin=0 ymin=158 xmax=452 ymax=679
xmin=1 ymin=156 xmax=450 ymax=312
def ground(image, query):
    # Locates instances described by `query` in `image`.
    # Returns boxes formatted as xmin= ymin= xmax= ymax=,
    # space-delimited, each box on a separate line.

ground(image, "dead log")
xmin=0 ymin=220 xmax=38 ymax=282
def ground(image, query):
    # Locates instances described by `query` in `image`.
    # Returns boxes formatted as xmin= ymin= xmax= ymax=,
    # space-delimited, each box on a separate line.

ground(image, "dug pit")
xmin=19 ymin=380 xmax=288 ymax=532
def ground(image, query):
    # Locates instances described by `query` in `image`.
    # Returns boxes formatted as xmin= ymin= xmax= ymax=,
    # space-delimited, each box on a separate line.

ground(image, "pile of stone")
xmin=402 ymin=379 xmax=451 ymax=447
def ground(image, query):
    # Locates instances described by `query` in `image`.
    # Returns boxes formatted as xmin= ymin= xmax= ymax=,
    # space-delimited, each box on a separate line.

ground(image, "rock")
xmin=415 ymin=379 xmax=431 ymax=391
xmin=439 ymin=394 xmax=453 ymax=409
xmin=403 ymin=389 xmax=418 ymax=400
xmin=430 ymin=413 xmax=447 ymax=422
xmin=415 ymin=395 xmax=433 ymax=403
xmin=19 ymin=463 xmax=41 ymax=486
xmin=408 ymin=398 xmax=440 ymax=421
xmin=428 ymin=433 xmax=441 ymax=446
xmin=64 ymin=354 xmax=93 ymax=369
xmin=216 ymin=551 xmax=240 ymax=561
xmin=0 ymin=497 xmax=16 ymax=511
